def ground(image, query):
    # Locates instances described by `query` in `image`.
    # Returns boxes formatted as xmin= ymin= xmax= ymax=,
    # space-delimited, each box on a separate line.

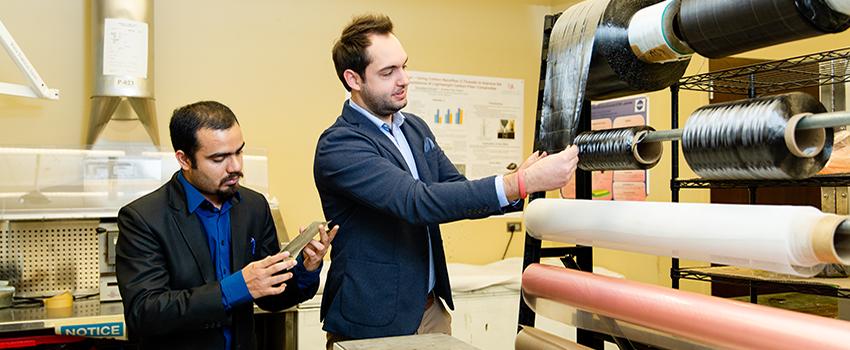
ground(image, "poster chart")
xmin=405 ymin=71 xmax=524 ymax=180
xmin=590 ymin=95 xmax=650 ymax=201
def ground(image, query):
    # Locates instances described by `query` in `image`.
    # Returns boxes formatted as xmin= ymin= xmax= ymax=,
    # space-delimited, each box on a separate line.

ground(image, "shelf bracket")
xmin=0 ymin=18 xmax=59 ymax=100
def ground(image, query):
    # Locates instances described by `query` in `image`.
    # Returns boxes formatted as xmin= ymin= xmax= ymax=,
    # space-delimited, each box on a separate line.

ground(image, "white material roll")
xmin=627 ymin=0 xmax=693 ymax=63
xmin=825 ymin=0 xmax=850 ymax=16
xmin=524 ymin=199 xmax=850 ymax=276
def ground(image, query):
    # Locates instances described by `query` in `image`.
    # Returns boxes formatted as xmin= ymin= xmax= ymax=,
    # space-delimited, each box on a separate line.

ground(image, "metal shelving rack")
xmin=670 ymin=46 xmax=850 ymax=302
xmin=676 ymin=267 xmax=850 ymax=299
xmin=522 ymin=19 xmax=850 ymax=350
xmin=674 ymin=175 xmax=850 ymax=189
xmin=677 ymin=48 xmax=850 ymax=96
xmin=519 ymin=13 xmax=609 ymax=349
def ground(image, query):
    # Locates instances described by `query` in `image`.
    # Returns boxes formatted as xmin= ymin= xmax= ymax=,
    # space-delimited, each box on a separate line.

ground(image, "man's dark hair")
xmin=332 ymin=14 xmax=394 ymax=91
xmin=169 ymin=101 xmax=239 ymax=166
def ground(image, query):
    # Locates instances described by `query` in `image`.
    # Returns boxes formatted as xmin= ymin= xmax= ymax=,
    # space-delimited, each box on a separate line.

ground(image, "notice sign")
xmin=59 ymin=322 xmax=125 ymax=338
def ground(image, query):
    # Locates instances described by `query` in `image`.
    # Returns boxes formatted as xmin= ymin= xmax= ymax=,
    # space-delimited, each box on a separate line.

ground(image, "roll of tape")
xmin=825 ymin=0 xmax=850 ymax=15
xmin=627 ymin=0 xmax=693 ymax=63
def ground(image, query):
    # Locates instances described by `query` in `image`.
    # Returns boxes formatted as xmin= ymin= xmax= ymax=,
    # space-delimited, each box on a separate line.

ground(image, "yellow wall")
xmin=1 ymin=1 xmax=849 ymax=292
xmin=0 ymin=0 xmax=550 ymax=264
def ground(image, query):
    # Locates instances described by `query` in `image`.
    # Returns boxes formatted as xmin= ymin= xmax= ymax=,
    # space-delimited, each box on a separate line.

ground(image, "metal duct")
xmin=87 ymin=0 xmax=158 ymax=146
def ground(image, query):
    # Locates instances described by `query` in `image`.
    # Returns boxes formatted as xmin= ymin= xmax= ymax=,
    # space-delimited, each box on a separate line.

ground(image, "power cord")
xmin=501 ymin=224 xmax=519 ymax=260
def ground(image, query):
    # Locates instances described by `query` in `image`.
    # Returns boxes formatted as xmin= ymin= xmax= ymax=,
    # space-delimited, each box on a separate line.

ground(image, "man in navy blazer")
xmin=314 ymin=14 xmax=579 ymax=348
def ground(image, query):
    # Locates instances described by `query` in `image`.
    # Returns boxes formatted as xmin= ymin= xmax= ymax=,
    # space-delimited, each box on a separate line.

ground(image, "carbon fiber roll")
xmin=682 ymin=92 xmax=832 ymax=179
xmin=586 ymin=0 xmax=690 ymax=100
xmin=536 ymin=0 xmax=690 ymax=153
xmin=575 ymin=126 xmax=663 ymax=171
xmin=678 ymin=0 xmax=850 ymax=58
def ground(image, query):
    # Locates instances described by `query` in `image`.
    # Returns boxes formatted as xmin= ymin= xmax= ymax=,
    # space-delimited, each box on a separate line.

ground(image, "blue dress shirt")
xmin=178 ymin=172 xmax=319 ymax=350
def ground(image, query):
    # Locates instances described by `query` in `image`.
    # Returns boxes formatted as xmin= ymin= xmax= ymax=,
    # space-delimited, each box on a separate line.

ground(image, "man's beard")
xmin=216 ymin=186 xmax=239 ymax=199
xmin=216 ymin=172 xmax=243 ymax=199
xmin=361 ymin=87 xmax=406 ymax=117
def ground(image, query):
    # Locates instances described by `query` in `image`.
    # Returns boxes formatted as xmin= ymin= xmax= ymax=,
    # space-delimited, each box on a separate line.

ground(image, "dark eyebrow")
xmin=378 ymin=57 xmax=409 ymax=72
xmin=207 ymin=142 xmax=245 ymax=159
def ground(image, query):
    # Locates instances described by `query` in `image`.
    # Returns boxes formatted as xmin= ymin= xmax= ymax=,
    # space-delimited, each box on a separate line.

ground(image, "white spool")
xmin=825 ymin=0 xmax=850 ymax=16
xmin=627 ymin=0 xmax=693 ymax=63
xmin=524 ymin=199 xmax=850 ymax=277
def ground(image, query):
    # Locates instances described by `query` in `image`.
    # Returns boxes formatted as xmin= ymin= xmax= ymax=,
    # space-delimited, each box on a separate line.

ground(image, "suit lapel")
xmin=167 ymin=176 xmax=215 ymax=284
xmin=230 ymin=195 xmax=249 ymax=270
xmin=400 ymin=118 xmax=433 ymax=184
xmin=341 ymin=102 xmax=412 ymax=175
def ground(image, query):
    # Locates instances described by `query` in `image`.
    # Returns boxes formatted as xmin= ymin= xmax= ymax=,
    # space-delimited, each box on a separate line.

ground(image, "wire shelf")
xmin=678 ymin=47 xmax=850 ymax=95
xmin=672 ymin=175 xmax=850 ymax=189
xmin=675 ymin=267 xmax=850 ymax=299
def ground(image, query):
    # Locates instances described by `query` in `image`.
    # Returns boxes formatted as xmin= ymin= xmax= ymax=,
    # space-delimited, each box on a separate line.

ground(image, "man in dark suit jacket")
xmin=314 ymin=14 xmax=579 ymax=349
xmin=117 ymin=101 xmax=336 ymax=349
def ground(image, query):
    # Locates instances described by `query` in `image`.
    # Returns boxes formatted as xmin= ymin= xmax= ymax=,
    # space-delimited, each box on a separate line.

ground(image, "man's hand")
xmin=503 ymin=146 xmax=579 ymax=200
xmin=518 ymin=150 xmax=547 ymax=171
xmin=524 ymin=145 xmax=579 ymax=193
xmin=302 ymin=224 xmax=338 ymax=272
xmin=242 ymin=252 xmax=298 ymax=299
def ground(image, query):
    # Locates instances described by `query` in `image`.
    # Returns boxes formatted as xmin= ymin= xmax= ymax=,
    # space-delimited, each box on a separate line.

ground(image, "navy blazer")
xmin=116 ymin=172 xmax=318 ymax=349
xmin=314 ymin=101 xmax=519 ymax=338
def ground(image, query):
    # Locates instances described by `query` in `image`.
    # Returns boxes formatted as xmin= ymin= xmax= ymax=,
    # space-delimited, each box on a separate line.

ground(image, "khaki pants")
xmin=326 ymin=294 xmax=452 ymax=350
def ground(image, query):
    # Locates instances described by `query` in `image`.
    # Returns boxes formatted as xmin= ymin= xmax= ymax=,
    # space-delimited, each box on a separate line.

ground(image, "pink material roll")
xmin=522 ymin=264 xmax=850 ymax=350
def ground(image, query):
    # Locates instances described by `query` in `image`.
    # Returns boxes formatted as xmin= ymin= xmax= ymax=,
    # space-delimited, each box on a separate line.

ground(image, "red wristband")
xmin=517 ymin=169 xmax=527 ymax=199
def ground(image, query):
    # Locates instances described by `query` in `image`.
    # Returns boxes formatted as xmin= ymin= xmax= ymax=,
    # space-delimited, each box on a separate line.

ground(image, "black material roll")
xmin=537 ymin=0 xmax=690 ymax=154
xmin=682 ymin=92 xmax=833 ymax=180
xmin=678 ymin=0 xmax=850 ymax=59
xmin=575 ymin=126 xmax=663 ymax=171
xmin=586 ymin=0 xmax=690 ymax=100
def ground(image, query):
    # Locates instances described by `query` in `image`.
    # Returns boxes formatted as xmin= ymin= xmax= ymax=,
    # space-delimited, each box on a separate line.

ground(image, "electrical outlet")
xmin=507 ymin=222 xmax=522 ymax=233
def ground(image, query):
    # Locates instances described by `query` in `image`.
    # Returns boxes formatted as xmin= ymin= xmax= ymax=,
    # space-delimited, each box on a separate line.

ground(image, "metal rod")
xmin=796 ymin=111 xmax=850 ymax=130
xmin=640 ymin=111 xmax=850 ymax=144
xmin=643 ymin=128 xmax=683 ymax=143
xmin=670 ymin=84 xmax=680 ymax=290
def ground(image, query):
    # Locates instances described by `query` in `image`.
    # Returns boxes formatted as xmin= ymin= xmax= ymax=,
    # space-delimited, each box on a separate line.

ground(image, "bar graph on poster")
xmin=406 ymin=71 xmax=524 ymax=180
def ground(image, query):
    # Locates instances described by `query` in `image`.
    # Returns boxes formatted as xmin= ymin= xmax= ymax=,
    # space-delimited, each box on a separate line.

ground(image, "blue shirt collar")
xmin=177 ymin=171 xmax=239 ymax=213
xmin=348 ymin=99 xmax=405 ymax=131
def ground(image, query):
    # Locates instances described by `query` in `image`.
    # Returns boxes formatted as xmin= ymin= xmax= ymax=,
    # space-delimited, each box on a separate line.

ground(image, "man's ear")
xmin=175 ymin=150 xmax=193 ymax=171
xmin=343 ymin=69 xmax=363 ymax=92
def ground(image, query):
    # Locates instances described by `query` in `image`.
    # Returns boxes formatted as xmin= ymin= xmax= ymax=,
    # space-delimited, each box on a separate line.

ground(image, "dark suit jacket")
xmin=116 ymin=172 xmax=318 ymax=349
xmin=313 ymin=101 xmax=520 ymax=339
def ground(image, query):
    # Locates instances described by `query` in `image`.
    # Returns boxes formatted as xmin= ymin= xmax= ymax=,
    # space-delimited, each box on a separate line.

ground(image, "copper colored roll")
xmin=515 ymin=327 xmax=592 ymax=350
xmin=526 ymin=298 xmax=712 ymax=350
xmin=522 ymin=264 xmax=850 ymax=350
